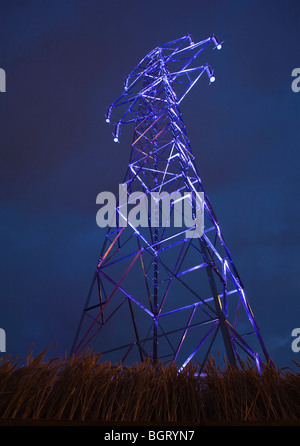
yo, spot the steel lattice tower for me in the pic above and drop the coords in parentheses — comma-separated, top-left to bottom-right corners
(71, 34, 270, 373)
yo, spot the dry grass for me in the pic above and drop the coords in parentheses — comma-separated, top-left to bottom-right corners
(0, 347, 299, 423)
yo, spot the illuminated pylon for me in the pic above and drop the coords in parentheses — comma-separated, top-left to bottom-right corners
(71, 34, 270, 372)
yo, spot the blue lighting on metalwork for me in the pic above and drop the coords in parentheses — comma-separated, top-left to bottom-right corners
(72, 33, 270, 373)
(205, 65, 215, 83)
(212, 35, 223, 50)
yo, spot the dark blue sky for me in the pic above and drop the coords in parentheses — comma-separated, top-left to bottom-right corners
(1, 0, 300, 368)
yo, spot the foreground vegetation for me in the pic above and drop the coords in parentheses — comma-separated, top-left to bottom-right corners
(0, 348, 299, 423)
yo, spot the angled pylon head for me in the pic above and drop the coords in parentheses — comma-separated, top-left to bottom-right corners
(105, 34, 223, 142)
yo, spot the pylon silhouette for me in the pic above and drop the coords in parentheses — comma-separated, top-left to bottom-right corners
(71, 34, 270, 373)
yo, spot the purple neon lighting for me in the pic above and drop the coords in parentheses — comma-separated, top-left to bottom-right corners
(72, 34, 270, 373)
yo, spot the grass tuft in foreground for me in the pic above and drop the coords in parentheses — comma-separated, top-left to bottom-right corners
(0, 348, 299, 423)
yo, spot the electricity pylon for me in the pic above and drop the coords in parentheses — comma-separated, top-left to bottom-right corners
(71, 34, 270, 373)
